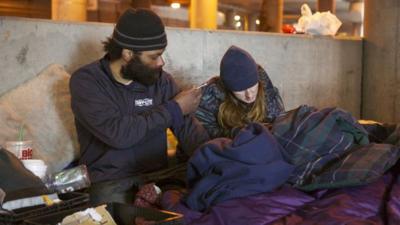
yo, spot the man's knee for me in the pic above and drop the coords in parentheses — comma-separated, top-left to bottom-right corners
(87, 177, 142, 205)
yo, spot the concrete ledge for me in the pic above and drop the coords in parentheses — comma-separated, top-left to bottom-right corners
(0, 17, 362, 116)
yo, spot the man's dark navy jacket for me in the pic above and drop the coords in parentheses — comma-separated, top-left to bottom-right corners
(70, 56, 208, 183)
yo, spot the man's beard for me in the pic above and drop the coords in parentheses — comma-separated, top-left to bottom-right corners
(120, 56, 161, 86)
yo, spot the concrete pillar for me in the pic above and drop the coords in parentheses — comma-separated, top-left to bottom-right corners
(52, 0, 87, 22)
(189, 0, 218, 29)
(363, 0, 400, 122)
(348, 1, 364, 36)
(243, 14, 249, 31)
(317, 0, 336, 13)
(224, 9, 235, 30)
(248, 14, 259, 31)
(259, 0, 283, 32)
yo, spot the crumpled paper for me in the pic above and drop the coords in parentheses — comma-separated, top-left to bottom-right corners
(60, 205, 116, 225)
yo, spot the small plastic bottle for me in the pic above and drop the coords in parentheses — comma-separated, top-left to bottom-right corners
(44, 165, 91, 193)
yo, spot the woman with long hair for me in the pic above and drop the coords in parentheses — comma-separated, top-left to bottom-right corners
(195, 45, 285, 138)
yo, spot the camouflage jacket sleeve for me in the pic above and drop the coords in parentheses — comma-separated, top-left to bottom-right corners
(195, 77, 226, 139)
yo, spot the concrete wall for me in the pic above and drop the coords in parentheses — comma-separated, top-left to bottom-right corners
(363, 0, 400, 123)
(0, 17, 363, 116)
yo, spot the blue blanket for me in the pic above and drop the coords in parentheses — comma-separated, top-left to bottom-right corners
(184, 123, 293, 211)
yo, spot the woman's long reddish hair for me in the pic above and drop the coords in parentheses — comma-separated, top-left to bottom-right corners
(217, 80, 266, 137)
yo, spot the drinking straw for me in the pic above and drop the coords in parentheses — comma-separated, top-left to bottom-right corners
(18, 123, 25, 141)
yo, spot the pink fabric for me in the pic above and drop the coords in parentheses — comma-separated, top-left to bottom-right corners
(134, 183, 160, 208)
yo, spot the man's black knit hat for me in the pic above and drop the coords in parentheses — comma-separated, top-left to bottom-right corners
(112, 8, 167, 51)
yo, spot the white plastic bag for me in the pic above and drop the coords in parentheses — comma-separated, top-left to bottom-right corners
(295, 4, 342, 36)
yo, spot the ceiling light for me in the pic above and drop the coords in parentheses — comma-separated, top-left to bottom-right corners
(234, 15, 241, 21)
(171, 3, 181, 9)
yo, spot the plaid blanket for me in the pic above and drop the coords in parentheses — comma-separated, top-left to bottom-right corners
(272, 105, 400, 190)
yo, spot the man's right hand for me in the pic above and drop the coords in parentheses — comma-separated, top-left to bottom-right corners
(174, 87, 202, 115)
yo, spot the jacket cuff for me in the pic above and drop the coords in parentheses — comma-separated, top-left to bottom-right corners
(165, 100, 184, 128)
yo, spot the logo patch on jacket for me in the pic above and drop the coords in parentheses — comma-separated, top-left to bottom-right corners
(135, 98, 153, 107)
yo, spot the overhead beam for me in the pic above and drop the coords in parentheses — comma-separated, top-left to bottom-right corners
(131, 0, 151, 8)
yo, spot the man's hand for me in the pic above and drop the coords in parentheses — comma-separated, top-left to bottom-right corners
(174, 86, 202, 115)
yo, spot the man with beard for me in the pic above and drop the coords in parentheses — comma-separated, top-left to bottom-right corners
(69, 8, 209, 204)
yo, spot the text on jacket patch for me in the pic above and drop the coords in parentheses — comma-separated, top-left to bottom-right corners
(135, 98, 153, 107)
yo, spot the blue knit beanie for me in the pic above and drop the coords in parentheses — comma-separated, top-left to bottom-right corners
(220, 46, 259, 92)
